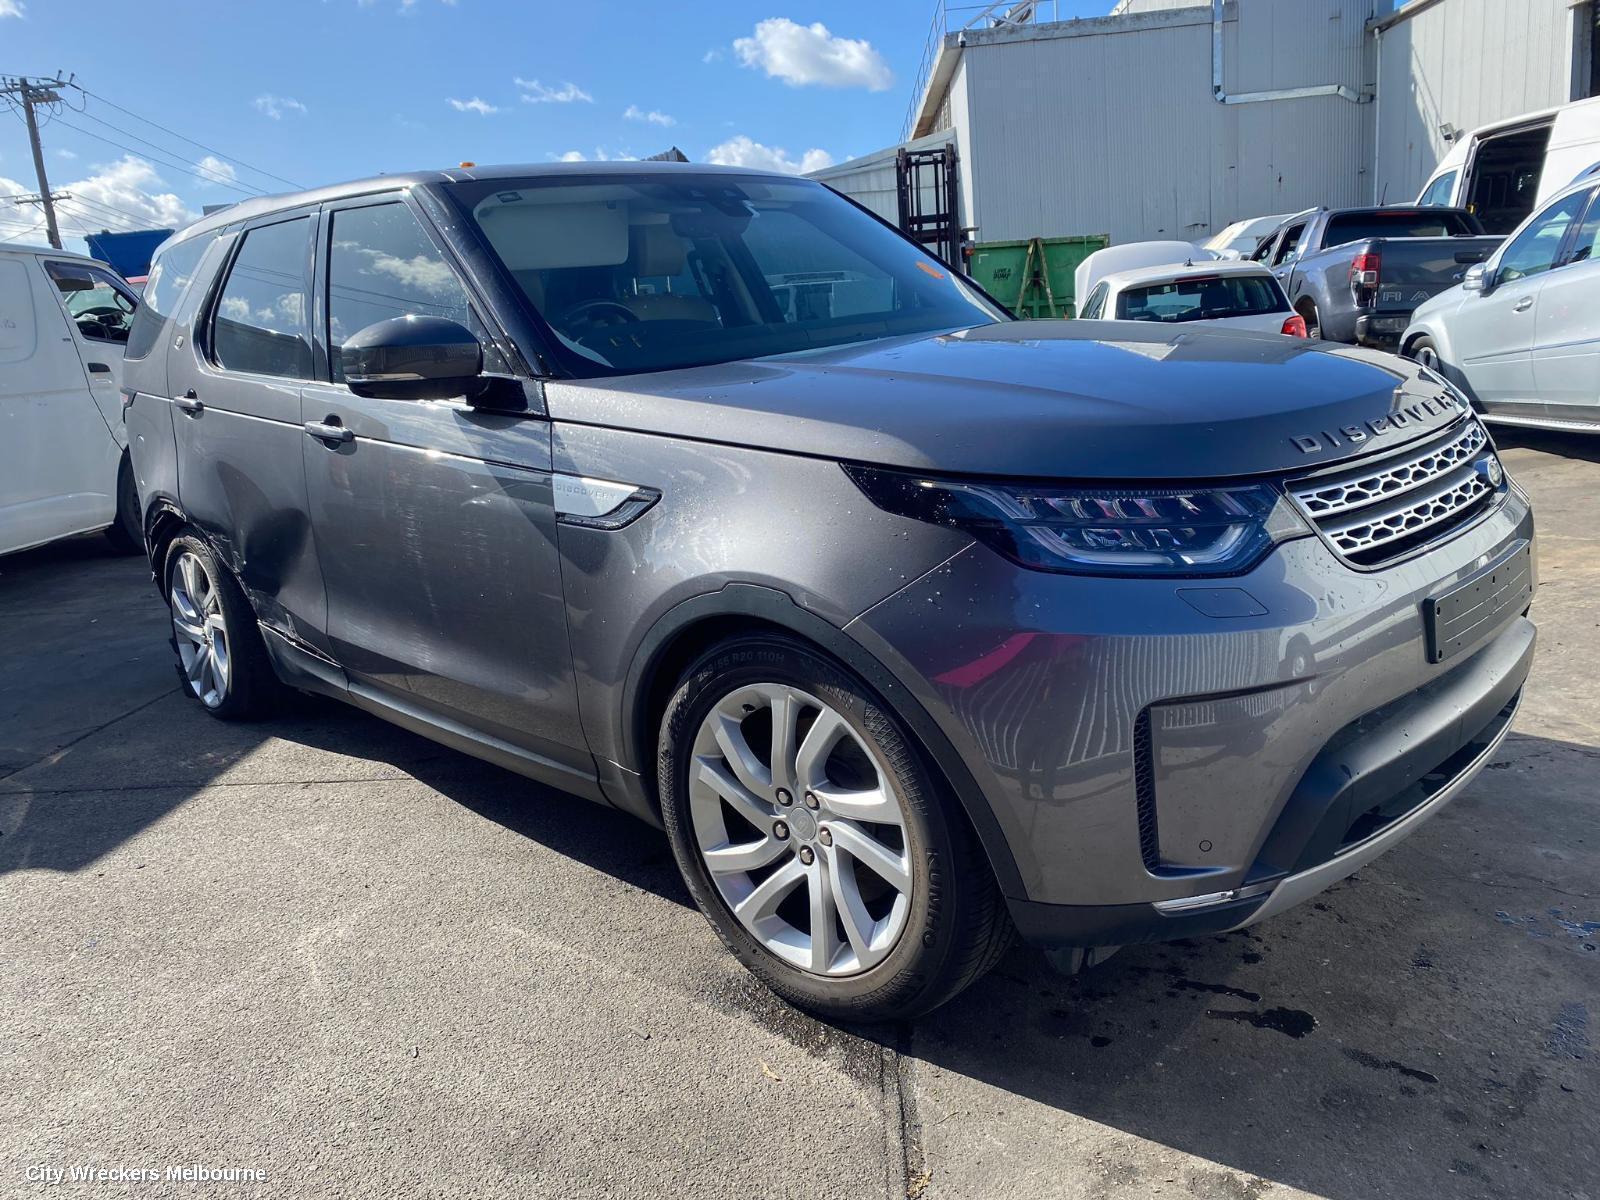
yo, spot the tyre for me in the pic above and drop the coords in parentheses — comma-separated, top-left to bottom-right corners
(1299, 302, 1321, 340)
(1407, 334, 1440, 371)
(658, 633, 1012, 1021)
(163, 534, 282, 719)
(103, 454, 142, 554)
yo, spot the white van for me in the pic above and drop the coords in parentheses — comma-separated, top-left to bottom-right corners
(1415, 96, 1600, 235)
(1, 244, 143, 557)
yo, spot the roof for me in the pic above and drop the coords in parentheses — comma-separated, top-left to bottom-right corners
(1100, 259, 1277, 292)
(175, 159, 790, 243)
(0, 242, 110, 265)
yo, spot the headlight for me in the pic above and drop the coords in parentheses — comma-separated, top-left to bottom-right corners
(845, 465, 1309, 577)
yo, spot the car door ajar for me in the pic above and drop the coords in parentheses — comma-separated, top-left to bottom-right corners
(1529, 187, 1600, 418)
(299, 194, 591, 789)
(1450, 188, 1590, 411)
(166, 211, 334, 659)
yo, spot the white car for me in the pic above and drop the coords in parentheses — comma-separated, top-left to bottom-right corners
(1, 244, 143, 556)
(1076, 259, 1308, 337)
(1402, 176, 1600, 434)
(1197, 214, 1290, 260)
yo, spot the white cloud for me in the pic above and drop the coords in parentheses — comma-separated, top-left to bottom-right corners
(254, 94, 308, 119)
(556, 151, 587, 162)
(705, 135, 834, 176)
(56, 148, 77, 160)
(2, 156, 198, 241)
(732, 18, 892, 91)
(194, 155, 237, 187)
(702, 48, 724, 64)
(624, 105, 676, 128)
(552, 148, 639, 164)
(0, 0, 24, 18)
(447, 97, 499, 115)
(515, 78, 592, 104)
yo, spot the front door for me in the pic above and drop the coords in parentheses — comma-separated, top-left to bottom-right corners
(299, 195, 590, 782)
(42, 258, 140, 435)
(1454, 187, 1589, 411)
(1530, 186, 1600, 418)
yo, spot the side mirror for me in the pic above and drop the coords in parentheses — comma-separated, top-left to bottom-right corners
(342, 315, 485, 401)
(1461, 263, 1490, 294)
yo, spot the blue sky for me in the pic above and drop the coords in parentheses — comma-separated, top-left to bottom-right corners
(1, 0, 1117, 250)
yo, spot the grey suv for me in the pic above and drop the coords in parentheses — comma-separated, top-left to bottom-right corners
(123, 164, 1536, 1020)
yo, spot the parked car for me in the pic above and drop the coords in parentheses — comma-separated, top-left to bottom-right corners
(1076, 260, 1307, 336)
(1197, 214, 1290, 260)
(0, 244, 143, 557)
(124, 164, 1536, 1020)
(1251, 206, 1502, 347)
(1414, 96, 1600, 235)
(1402, 176, 1600, 434)
(1073, 240, 1217, 309)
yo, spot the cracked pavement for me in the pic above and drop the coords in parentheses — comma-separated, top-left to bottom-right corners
(1, 428, 1596, 1199)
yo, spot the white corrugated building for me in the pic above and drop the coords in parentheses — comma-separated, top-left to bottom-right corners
(811, 0, 1599, 248)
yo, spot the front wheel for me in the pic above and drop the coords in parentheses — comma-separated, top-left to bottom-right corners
(658, 633, 1012, 1021)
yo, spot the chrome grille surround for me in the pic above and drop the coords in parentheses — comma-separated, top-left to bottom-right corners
(1288, 418, 1502, 566)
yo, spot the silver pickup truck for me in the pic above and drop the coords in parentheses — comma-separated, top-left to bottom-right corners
(1252, 206, 1503, 347)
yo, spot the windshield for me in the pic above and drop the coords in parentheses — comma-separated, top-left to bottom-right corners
(1323, 209, 1481, 243)
(444, 173, 1004, 377)
(1115, 273, 1288, 322)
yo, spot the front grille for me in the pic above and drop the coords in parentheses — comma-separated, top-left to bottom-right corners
(1288, 419, 1501, 566)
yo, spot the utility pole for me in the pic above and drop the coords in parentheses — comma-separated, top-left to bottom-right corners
(1, 75, 73, 249)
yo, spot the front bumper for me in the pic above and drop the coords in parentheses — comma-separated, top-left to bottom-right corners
(844, 486, 1535, 948)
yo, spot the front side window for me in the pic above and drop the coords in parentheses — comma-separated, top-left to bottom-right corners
(1271, 225, 1306, 266)
(125, 234, 213, 361)
(1496, 190, 1591, 284)
(1417, 171, 1458, 207)
(1115, 274, 1288, 322)
(327, 201, 486, 382)
(44, 261, 138, 344)
(444, 174, 1004, 377)
(211, 217, 312, 379)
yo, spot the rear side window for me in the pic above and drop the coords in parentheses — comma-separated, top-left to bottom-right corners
(1323, 210, 1479, 243)
(212, 218, 312, 379)
(1269, 225, 1306, 266)
(327, 201, 476, 382)
(125, 234, 211, 361)
(1116, 274, 1288, 322)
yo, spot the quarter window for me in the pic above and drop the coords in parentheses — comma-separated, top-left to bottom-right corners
(1496, 190, 1590, 284)
(326, 201, 484, 382)
(212, 218, 313, 379)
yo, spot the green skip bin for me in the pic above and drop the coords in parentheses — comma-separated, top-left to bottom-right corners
(967, 235, 1109, 320)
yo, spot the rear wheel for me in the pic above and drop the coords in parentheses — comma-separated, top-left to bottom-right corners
(658, 633, 1012, 1020)
(103, 454, 142, 554)
(164, 535, 282, 719)
(1298, 301, 1321, 340)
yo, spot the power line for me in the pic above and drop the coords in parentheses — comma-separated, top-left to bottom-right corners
(55, 197, 145, 234)
(59, 190, 170, 230)
(72, 84, 302, 191)
(49, 117, 268, 197)
(71, 108, 269, 194)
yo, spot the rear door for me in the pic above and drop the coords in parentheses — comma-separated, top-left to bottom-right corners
(1451, 187, 1590, 410)
(1530, 186, 1600, 417)
(167, 209, 333, 655)
(299, 192, 590, 782)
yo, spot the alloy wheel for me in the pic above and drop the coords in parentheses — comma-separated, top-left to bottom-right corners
(170, 550, 231, 709)
(688, 683, 913, 977)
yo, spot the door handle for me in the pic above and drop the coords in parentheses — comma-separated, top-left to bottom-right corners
(1513, 296, 1534, 313)
(87, 362, 112, 374)
(304, 420, 354, 445)
(174, 390, 203, 415)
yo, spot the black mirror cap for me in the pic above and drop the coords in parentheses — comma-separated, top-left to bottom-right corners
(343, 315, 485, 401)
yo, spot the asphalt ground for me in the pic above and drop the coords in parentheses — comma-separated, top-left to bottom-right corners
(2, 428, 1595, 1199)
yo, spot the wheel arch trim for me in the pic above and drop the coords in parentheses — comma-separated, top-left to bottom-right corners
(617, 583, 1027, 898)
